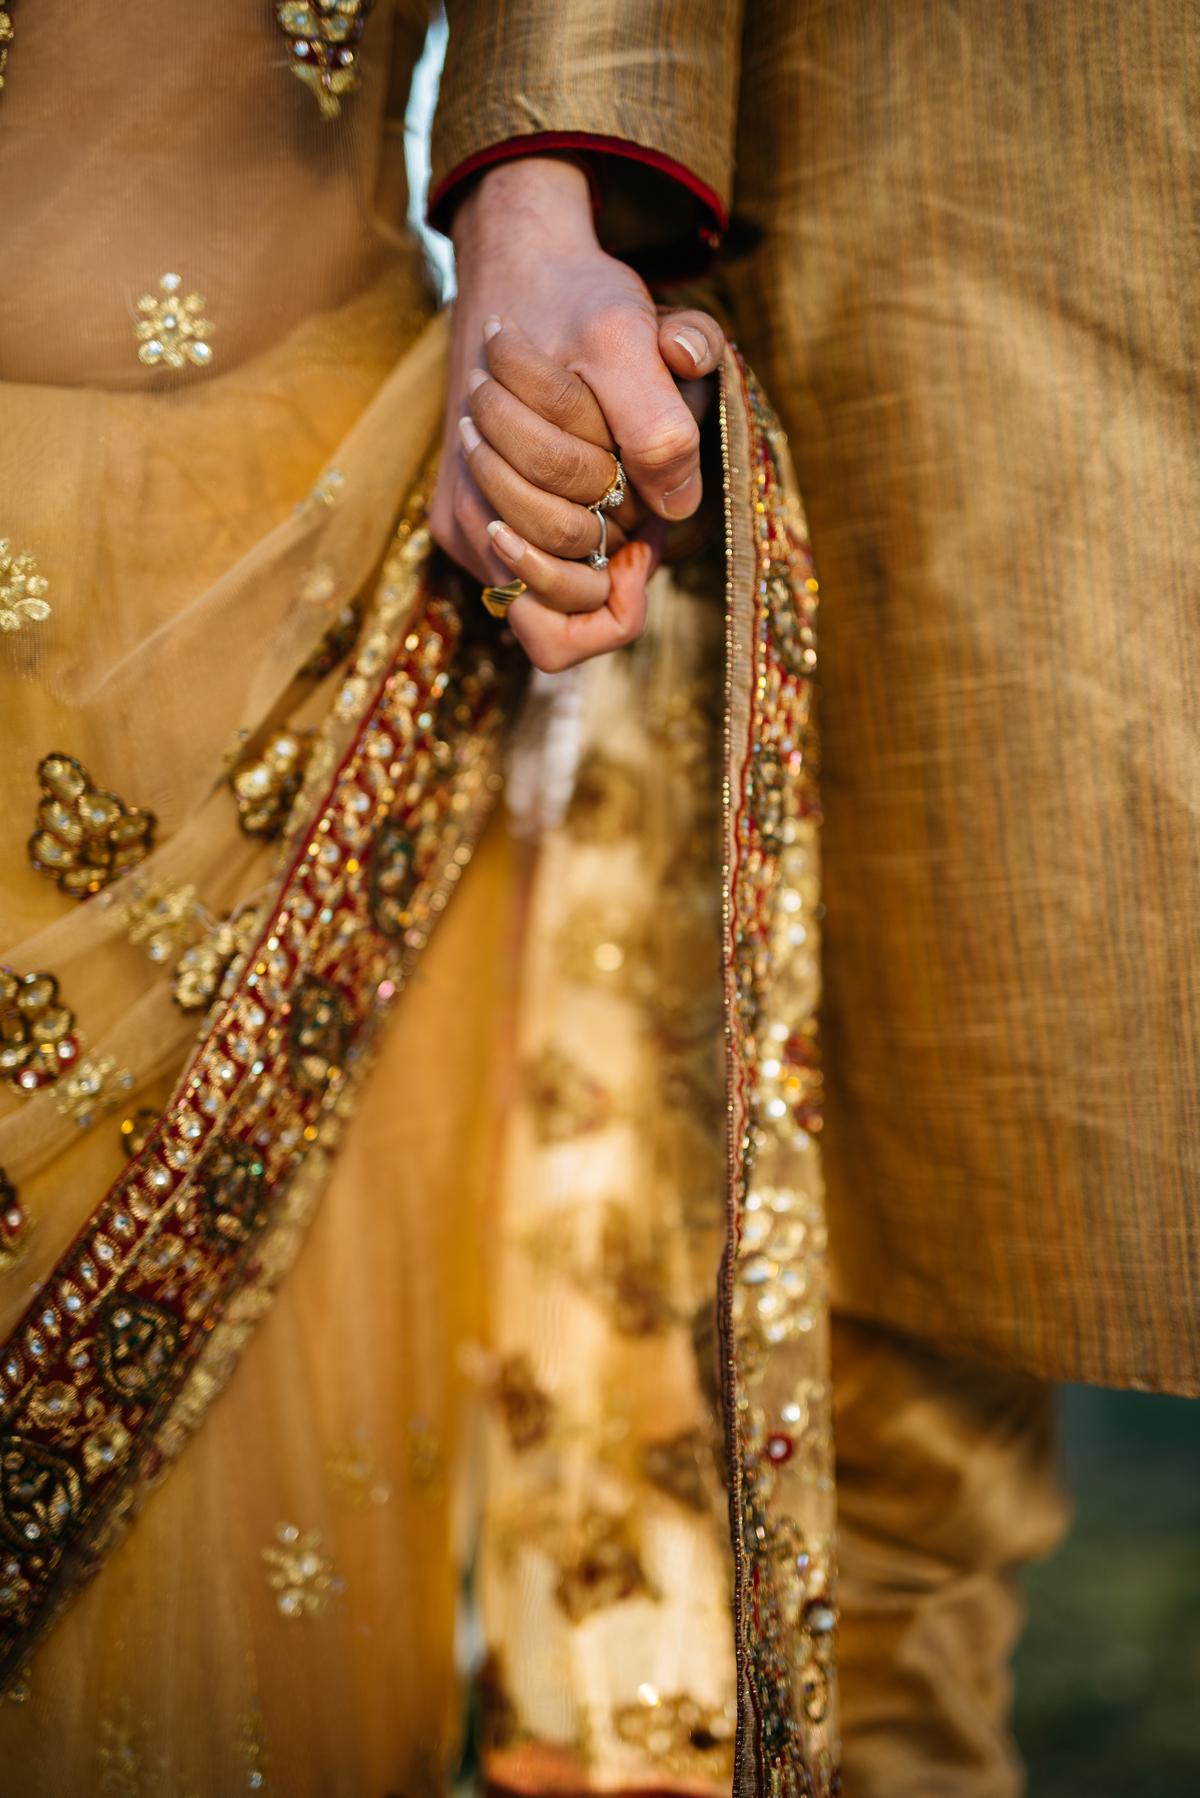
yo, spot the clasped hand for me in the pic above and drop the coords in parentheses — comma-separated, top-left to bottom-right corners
(430, 157, 725, 672)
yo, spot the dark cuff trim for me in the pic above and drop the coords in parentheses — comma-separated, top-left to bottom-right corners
(428, 130, 728, 245)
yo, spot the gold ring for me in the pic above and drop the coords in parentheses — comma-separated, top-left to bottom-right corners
(591, 453, 627, 513)
(480, 579, 527, 619)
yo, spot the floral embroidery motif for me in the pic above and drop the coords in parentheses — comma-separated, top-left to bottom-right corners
(230, 729, 311, 837)
(0, 8, 13, 103)
(490, 1353, 554, 1452)
(553, 1510, 654, 1623)
(124, 881, 202, 966)
(564, 752, 643, 843)
(262, 1524, 342, 1619)
(613, 1689, 736, 1782)
(54, 1053, 135, 1130)
(523, 1048, 613, 1144)
(0, 969, 81, 1093)
(274, 1, 375, 121)
(134, 273, 213, 371)
(0, 1438, 81, 1554)
(28, 753, 156, 898)
(325, 1440, 391, 1509)
(641, 1428, 713, 1512)
(0, 539, 51, 634)
(170, 905, 261, 1014)
(0, 494, 513, 1691)
(80, 1413, 133, 1484)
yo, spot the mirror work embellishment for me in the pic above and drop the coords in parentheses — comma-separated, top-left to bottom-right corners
(28, 754, 157, 899)
(0, 541, 50, 634)
(274, 0, 375, 121)
(134, 274, 214, 372)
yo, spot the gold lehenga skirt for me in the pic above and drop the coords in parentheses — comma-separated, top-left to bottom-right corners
(0, 282, 836, 1796)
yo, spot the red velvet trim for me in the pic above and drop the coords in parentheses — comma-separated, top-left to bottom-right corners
(427, 131, 728, 241)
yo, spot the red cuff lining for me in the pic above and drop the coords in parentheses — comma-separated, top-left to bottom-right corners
(427, 131, 728, 241)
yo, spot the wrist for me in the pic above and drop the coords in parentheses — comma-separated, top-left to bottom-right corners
(452, 156, 598, 263)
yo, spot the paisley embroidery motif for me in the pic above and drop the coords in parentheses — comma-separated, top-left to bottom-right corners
(288, 977, 351, 1093)
(0, 1439, 81, 1555)
(196, 1138, 267, 1251)
(96, 1298, 180, 1405)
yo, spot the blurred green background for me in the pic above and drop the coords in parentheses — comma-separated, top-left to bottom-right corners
(1015, 1386, 1200, 1795)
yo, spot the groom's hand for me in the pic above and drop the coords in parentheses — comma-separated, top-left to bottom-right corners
(431, 156, 718, 589)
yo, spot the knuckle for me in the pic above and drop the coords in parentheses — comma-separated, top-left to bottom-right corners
(531, 434, 579, 490)
(629, 413, 701, 475)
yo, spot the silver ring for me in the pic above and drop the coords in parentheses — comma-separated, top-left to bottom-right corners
(587, 509, 609, 570)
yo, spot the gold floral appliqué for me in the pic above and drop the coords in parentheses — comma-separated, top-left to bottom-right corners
(134, 274, 214, 371)
(0, 541, 50, 634)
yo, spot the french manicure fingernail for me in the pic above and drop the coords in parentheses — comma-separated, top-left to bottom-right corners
(466, 367, 487, 393)
(458, 415, 482, 454)
(672, 328, 706, 367)
(482, 315, 503, 341)
(487, 519, 526, 562)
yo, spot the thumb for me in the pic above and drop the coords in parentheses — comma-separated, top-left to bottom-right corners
(657, 308, 726, 382)
(575, 313, 704, 522)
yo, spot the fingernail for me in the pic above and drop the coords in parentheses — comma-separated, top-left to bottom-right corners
(662, 470, 701, 519)
(466, 367, 487, 393)
(672, 328, 706, 367)
(482, 315, 503, 341)
(487, 519, 526, 562)
(458, 415, 482, 454)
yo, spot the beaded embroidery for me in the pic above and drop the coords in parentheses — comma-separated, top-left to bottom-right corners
(274, 0, 375, 121)
(0, 490, 513, 1691)
(0, 540, 51, 634)
(27, 754, 156, 899)
(134, 273, 214, 372)
(721, 357, 839, 1796)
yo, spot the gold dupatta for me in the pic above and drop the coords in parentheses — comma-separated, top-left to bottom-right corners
(0, 344, 837, 1795)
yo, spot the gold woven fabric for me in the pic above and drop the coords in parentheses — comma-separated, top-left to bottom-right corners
(433, 0, 1200, 1396)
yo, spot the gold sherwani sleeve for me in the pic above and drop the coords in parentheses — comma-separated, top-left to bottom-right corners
(431, 0, 745, 227)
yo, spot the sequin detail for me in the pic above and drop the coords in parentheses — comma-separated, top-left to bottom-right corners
(0, 495, 513, 1691)
(230, 730, 311, 837)
(134, 273, 214, 371)
(274, 0, 375, 121)
(0, 540, 51, 634)
(0, 969, 81, 1094)
(27, 754, 156, 898)
(263, 1524, 341, 1619)
(721, 361, 838, 1794)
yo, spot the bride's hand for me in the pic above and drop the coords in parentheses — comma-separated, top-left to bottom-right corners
(458, 310, 723, 672)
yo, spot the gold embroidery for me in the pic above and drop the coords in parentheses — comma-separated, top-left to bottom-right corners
(262, 1524, 341, 1619)
(28, 754, 156, 898)
(0, 539, 51, 634)
(490, 1352, 555, 1452)
(230, 729, 312, 838)
(0, 1170, 28, 1269)
(614, 1689, 736, 1781)
(54, 1053, 134, 1130)
(119, 1108, 159, 1160)
(523, 1048, 613, 1144)
(134, 273, 213, 371)
(81, 1413, 133, 1483)
(274, 1, 375, 121)
(0, 485, 514, 1692)
(0, 9, 13, 101)
(641, 1428, 713, 1512)
(123, 881, 202, 966)
(553, 1510, 653, 1624)
(0, 968, 81, 1093)
(325, 1441, 391, 1509)
(564, 751, 643, 844)
(170, 905, 261, 1013)
(23, 1384, 80, 1432)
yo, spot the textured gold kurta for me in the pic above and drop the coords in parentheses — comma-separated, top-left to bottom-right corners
(435, 0, 1200, 1396)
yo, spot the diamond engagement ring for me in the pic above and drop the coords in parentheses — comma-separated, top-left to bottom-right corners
(591, 452, 627, 513)
(588, 509, 610, 571)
